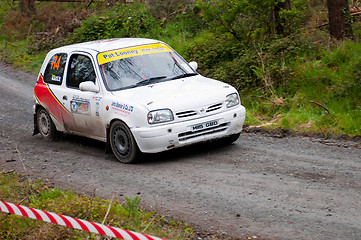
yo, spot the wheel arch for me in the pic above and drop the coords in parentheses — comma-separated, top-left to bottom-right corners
(107, 118, 141, 163)
(34, 104, 65, 135)
(105, 118, 140, 153)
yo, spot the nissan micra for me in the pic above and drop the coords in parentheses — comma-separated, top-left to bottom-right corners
(33, 38, 246, 163)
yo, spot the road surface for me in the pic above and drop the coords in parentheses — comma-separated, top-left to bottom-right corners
(0, 62, 360, 239)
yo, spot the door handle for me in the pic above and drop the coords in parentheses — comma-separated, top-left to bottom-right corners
(63, 95, 67, 100)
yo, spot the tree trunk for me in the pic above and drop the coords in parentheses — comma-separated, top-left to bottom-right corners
(28, 0, 36, 15)
(19, 0, 29, 16)
(19, 0, 36, 16)
(274, 0, 291, 36)
(327, 0, 353, 39)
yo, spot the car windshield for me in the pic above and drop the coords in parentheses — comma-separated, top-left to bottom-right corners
(98, 43, 196, 91)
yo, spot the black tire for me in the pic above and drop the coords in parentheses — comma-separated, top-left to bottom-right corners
(220, 133, 240, 145)
(36, 107, 56, 140)
(110, 121, 139, 163)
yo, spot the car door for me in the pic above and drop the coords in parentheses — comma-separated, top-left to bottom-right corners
(59, 53, 104, 138)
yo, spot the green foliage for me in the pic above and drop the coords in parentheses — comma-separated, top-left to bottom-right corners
(0, 0, 359, 137)
(196, 0, 308, 42)
(71, 2, 156, 42)
(147, 0, 196, 20)
(0, 171, 196, 239)
(184, 32, 318, 95)
(0, 39, 46, 73)
(286, 41, 361, 136)
(0, 2, 11, 40)
(124, 196, 142, 228)
(276, 0, 307, 35)
(151, 4, 204, 55)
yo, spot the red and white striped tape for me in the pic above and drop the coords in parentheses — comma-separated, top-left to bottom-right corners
(0, 201, 166, 240)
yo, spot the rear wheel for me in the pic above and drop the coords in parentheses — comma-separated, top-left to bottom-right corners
(36, 108, 56, 140)
(110, 121, 139, 163)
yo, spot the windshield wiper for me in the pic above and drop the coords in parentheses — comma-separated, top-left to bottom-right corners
(170, 73, 198, 80)
(136, 76, 168, 86)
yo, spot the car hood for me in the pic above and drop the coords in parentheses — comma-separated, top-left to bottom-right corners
(110, 75, 236, 111)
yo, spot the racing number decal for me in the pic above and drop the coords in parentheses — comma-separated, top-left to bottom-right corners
(50, 55, 61, 70)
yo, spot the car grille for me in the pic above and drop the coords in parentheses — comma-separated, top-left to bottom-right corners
(175, 102, 223, 120)
(178, 123, 229, 142)
(176, 110, 197, 118)
(206, 103, 222, 113)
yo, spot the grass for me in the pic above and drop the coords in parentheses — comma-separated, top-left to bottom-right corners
(238, 39, 361, 138)
(1, 40, 47, 73)
(286, 41, 361, 137)
(0, 170, 198, 239)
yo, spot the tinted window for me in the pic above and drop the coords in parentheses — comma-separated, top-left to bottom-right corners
(43, 53, 67, 85)
(67, 54, 96, 89)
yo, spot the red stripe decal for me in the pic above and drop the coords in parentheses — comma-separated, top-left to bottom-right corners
(34, 74, 72, 124)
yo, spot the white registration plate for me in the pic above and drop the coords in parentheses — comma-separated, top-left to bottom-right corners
(192, 120, 219, 132)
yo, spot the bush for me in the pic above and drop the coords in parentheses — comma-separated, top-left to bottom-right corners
(196, 0, 308, 43)
(184, 32, 318, 94)
(71, 2, 156, 42)
(3, 11, 33, 40)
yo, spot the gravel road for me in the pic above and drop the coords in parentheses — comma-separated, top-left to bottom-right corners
(0, 62, 360, 239)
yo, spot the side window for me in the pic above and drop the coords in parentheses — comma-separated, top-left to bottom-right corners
(43, 53, 67, 85)
(67, 54, 96, 89)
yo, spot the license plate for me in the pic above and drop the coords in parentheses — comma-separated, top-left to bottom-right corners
(192, 120, 219, 131)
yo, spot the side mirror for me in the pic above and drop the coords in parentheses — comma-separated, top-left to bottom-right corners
(189, 61, 198, 71)
(79, 81, 99, 93)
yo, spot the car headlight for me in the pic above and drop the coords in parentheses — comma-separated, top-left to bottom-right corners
(148, 109, 174, 124)
(226, 93, 240, 108)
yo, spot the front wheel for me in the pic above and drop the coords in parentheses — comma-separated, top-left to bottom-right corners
(36, 107, 56, 140)
(110, 121, 139, 164)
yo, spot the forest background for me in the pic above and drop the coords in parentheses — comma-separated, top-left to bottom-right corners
(0, 0, 360, 137)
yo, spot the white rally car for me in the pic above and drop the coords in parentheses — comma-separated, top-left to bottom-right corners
(33, 38, 246, 163)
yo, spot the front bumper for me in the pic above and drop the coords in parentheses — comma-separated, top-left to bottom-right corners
(132, 105, 246, 153)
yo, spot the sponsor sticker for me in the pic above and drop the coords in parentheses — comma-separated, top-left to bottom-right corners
(70, 96, 90, 115)
(111, 102, 134, 113)
(51, 75, 62, 82)
(94, 96, 102, 117)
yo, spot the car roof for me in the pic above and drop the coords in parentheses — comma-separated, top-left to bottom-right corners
(54, 38, 162, 53)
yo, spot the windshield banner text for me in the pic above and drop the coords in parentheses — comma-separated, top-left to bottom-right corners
(97, 43, 173, 65)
